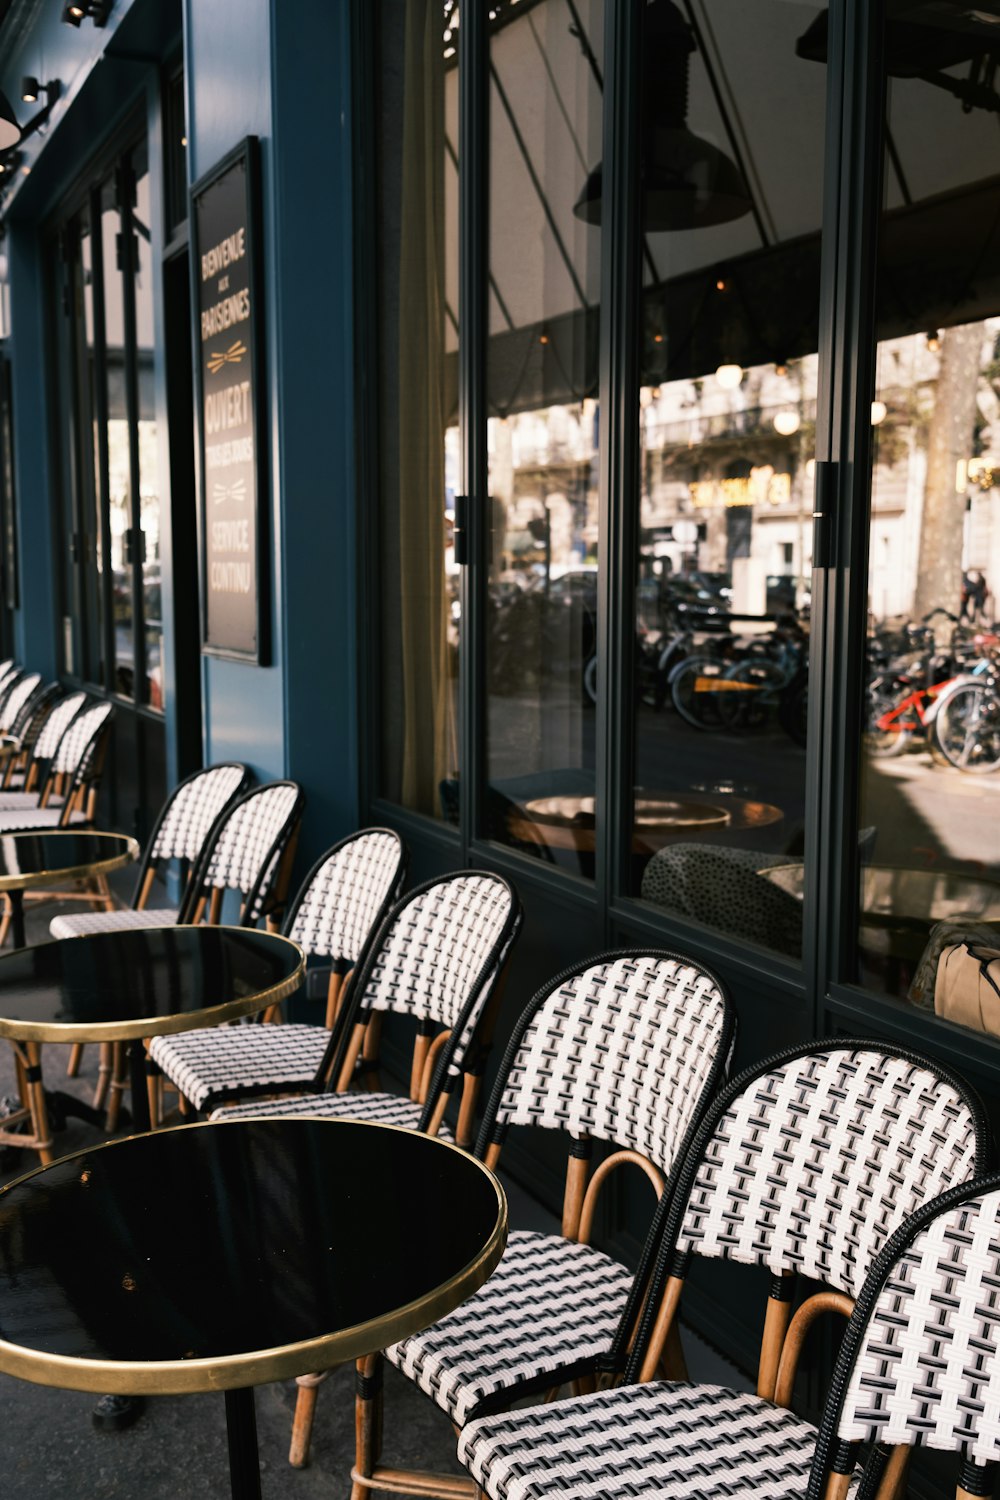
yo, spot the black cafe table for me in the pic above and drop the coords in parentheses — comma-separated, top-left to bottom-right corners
(0, 1118, 507, 1500)
(0, 830, 140, 949)
(0, 925, 304, 1162)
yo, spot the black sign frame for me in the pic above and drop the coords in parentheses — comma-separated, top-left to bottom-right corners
(191, 136, 268, 664)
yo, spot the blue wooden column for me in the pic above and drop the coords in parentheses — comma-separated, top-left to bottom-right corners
(184, 0, 360, 858)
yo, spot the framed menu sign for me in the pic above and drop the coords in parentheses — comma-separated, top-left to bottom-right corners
(191, 137, 267, 662)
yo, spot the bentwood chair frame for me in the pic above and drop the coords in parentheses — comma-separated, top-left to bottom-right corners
(348, 948, 736, 1500)
(806, 1171, 1000, 1500)
(456, 1039, 991, 1500)
(145, 828, 408, 1116)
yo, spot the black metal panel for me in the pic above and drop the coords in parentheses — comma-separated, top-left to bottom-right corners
(459, 0, 490, 858)
(595, 0, 641, 931)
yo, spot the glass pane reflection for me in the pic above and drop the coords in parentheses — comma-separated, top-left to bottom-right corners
(631, 0, 825, 961)
(484, 0, 603, 873)
(858, 4, 1000, 1026)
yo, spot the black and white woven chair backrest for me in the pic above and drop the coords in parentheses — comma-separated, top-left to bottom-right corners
(52, 700, 114, 780)
(478, 951, 734, 1179)
(147, 764, 252, 866)
(808, 1174, 1000, 1500)
(130, 762, 252, 905)
(0, 673, 40, 733)
(34, 692, 88, 765)
(180, 779, 304, 926)
(9, 681, 56, 743)
(666, 1043, 987, 1304)
(284, 828, 407, 966)
(335, 871, 521, 1094)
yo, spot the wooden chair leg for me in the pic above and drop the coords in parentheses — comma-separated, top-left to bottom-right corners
(66, 1043, 84, 1078)
(0, 894, 10, 947)
(24, 1042, 54, 1164)
(289, 1369, 333, 1468)
(105, 1043, 127, 1133)
(93, 1043, 113, 1109)
(350, 1353, 383, 1500)
(147, 1058, 162, 1129)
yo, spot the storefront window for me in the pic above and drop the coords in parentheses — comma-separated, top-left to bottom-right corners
(630, 0, 825, 959)
(132, 149, 162, 709)
(859, 5, 1000, 1017)
(99, 175, 134, 699)
(483, 0, 603, 871)
(377, 0, 459, 818)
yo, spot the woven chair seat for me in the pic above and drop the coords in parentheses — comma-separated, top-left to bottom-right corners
(149, 1023, 333, 1110)
(49, 907, 180, 939)
(209, 1090, 450, 1137)
(0, 807, 87, 832)
(384, 1230, 635, 1426)
(0, 790, 65, 811)
(459, 1382, 861, 1500)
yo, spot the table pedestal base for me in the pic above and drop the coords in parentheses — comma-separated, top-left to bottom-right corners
(226, 1388, 262, 1500)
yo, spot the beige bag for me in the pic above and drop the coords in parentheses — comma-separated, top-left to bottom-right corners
(935, 942, 1000, 1035)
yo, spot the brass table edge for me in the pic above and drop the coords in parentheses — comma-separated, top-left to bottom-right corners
(0, 925, 306, 1042)
(0, 1118, 508, 1395)
(0, 833, 141, 893)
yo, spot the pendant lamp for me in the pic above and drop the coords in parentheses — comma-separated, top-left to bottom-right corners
(573, 0, 751, 231)
(0, 90, 20, 153)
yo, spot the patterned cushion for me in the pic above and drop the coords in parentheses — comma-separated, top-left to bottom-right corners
(675, 1049, 980, 1300)
(385, 1231, 635, 1425)
(0, 791, 67, 812)
(458, 1383, 860, 1500)
(641, 845, 803, 958)
(208, 1091, 447, 1136)
(149, 1023, 333, 1110)
(0, 808, 89, 832)
(50, 907, 179, 939)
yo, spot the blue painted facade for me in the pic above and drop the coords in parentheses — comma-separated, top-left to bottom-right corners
(0, 0, 360, 865)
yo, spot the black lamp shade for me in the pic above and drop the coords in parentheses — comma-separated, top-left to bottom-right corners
(574, 128, 752, 232)
(0, 90, 20, 152)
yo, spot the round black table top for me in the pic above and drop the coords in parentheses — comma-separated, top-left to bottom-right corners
(0, 924, 305, 1043)
(0, 831, 140, 893)
(0, 1119, 507, 1394)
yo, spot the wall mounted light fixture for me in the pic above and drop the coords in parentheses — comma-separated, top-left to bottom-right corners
(62, 0, 112, 27)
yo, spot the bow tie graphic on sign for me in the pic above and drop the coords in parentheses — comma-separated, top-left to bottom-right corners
(207, 340, 248, 375)
(212, 479, 248, 506)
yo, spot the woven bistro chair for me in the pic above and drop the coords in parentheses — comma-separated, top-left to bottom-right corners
(0, 688, 86, 801)
(802, 1172, 1000, 1500)
(0, 700, 114, 836)
(145, 828, 407, 1115)
(3, 679, 59, 758)
(336, 949, 736, 1499)
(0, 672, 40, 735)
(208, 870, 524, 1467)
(456, 1040, 991, 1500)
(53, 778, 303, 1128)
(0, 701, 115, 945)
(49, 761, 253, 941)
(49, 761, 252, 1098)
